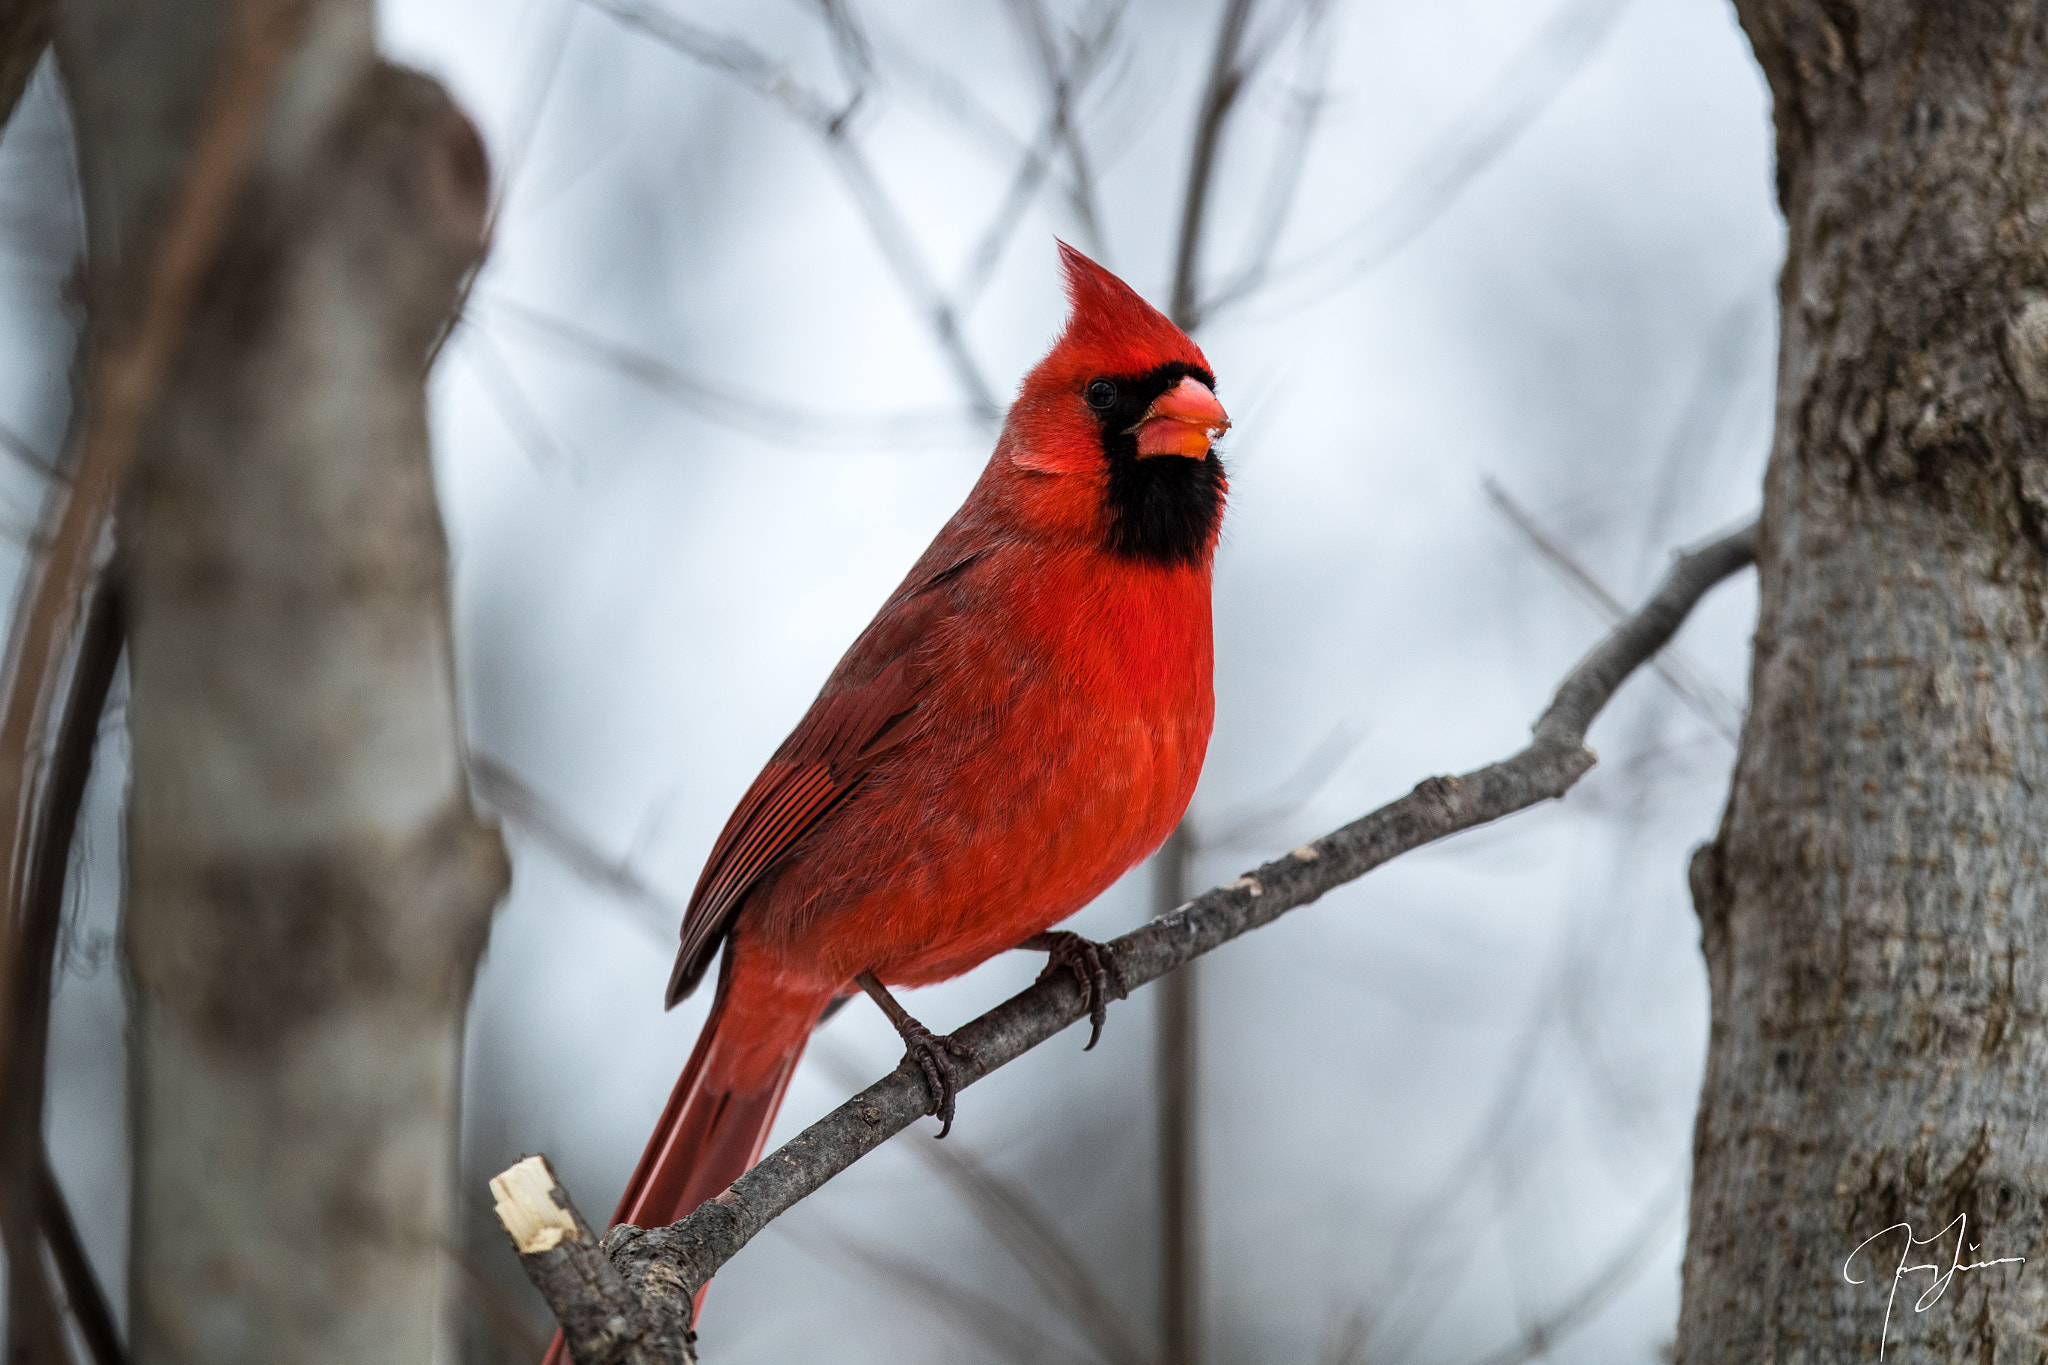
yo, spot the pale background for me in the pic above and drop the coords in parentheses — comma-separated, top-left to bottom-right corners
(0, 0, 1779, 1359)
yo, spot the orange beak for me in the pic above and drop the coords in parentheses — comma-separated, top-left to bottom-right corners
(1133, 376, 1230, 459)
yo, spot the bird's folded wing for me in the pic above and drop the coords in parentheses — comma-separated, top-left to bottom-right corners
(664, 549, 978, 1006)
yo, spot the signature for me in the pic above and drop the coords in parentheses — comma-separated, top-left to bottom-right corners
(1844, 1214, 2026, 1357)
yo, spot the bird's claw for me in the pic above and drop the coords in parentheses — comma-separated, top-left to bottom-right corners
(897, 1019, 978, 1139)
(1031, 930, 1129, 1051)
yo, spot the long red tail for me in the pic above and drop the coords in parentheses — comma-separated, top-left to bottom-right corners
(539, 964, 811, 1364)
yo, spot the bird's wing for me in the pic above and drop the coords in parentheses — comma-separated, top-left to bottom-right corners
(664, 547, 982, 1006)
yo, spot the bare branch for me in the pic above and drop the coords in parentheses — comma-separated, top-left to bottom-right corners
(1170, 0, 1257, 329)
(0, 418, 59, 483)
(955, 1, 1124, 312)
(892, 1121, 1147, 1365)
(1201, 0, 1630, 319)
(581, 0, 847, 131)
(500, 520, 1758, 1343)
(480, 761, 1145, 1365)
(477, 295, 982, 449)
(1449, 1173, 1684, 1365)
(1002, 0, 1113, 253)
(583, 0, 1003, 417)
(463, 324, 580, 473)
(1204, 1, 1331, 316)
(426, 0, 582, 372)
(793, 1227, 1105, 1365)
(468, 751, 678, 943)
(816, 1043, 1150, 1365)
(37, 1148, 127, 1365)
(492, 1156, 695, 1365)
(1483, 478, 1744, 742)
(1194, 718, 1363, 850)
(5, 581, 126, 1365)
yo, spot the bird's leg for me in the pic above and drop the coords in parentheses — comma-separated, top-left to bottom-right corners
(855, 971, 978, 1139)
(1019, 931, 1129, 1052)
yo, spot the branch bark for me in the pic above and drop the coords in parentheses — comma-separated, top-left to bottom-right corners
(1678, 4, 2048, 1358)
(500, 519, 1758, 1354)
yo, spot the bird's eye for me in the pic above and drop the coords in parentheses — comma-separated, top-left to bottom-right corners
(1085, 379, 1117, 410)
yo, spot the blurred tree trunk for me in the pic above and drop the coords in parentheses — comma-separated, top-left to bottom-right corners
(0, 0, 50, 130)
(53, 2, 507, 1361)
(1680, 3, 2048, 1357)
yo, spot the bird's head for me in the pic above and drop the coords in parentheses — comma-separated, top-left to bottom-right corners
(1000, 242, 1229, 568)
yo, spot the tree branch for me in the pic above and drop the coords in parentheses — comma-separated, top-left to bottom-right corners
(493, 1156, 695, 1365)
(1170, 0, 1256, 329)
(1200, 0, 1630, 320)
(1482, 477, 1745, 742)
(583, 0, 1003, 418)
(497, 519, 1758, 1350)
(476, 295, 982, 449)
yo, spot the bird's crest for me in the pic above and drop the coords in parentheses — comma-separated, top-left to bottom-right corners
(1049, 241, 1210, 380)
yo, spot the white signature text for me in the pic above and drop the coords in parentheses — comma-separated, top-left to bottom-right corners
(1844, 1214, 2025, 1358)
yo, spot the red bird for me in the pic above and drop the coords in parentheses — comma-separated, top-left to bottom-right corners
(554, 244, 1227, 1353)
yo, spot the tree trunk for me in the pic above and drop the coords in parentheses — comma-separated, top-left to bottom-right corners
(53, 2, 507, 1360)
(1680, 4, 2048, 1358)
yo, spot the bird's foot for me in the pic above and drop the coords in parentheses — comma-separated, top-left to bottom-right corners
(896, 1015, 978, 1139)
(1021, 930, 1129, 1051)
(856, 971, 979, 1138)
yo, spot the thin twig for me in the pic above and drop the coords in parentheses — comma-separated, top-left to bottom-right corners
(811, 1041, 1147, 1365)
(1448, 1171, 1684, 1365)
(467, 751, 678, 943)
(1482, 478, 1744, 742)
(463, 325, 579, 473)
(1201, 0, 1631, 320)
(0, 420, 59, 483)
(792, 1227, 1104, 1365)
(1003, 0, 1111, 254)
(39, 1151, 126, 1365)
(954, 1, 1124, 312)
(1203, 2, 1331, 317)
(500, 520, 1758, 1341)
(477, 295, 982, 449)
(1170, 0, 1257, 329)
(582, 0, 1003, 417)
(0, 0, 306, 1024)
(1195, 719, 1363, 850)
(425, 0, 581, 372)
(7, 582, 126, 1365)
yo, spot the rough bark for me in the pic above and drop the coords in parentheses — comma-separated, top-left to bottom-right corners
(53, 1, 507, 1360)
(1678, 4, 2048, 1359)
(492, 1157, 697, 1365)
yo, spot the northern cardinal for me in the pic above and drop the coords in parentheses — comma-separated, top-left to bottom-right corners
(547, 244, 1227, 1356)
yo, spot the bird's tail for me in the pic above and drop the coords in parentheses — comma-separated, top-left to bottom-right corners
(539, 958, 815, 1365)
